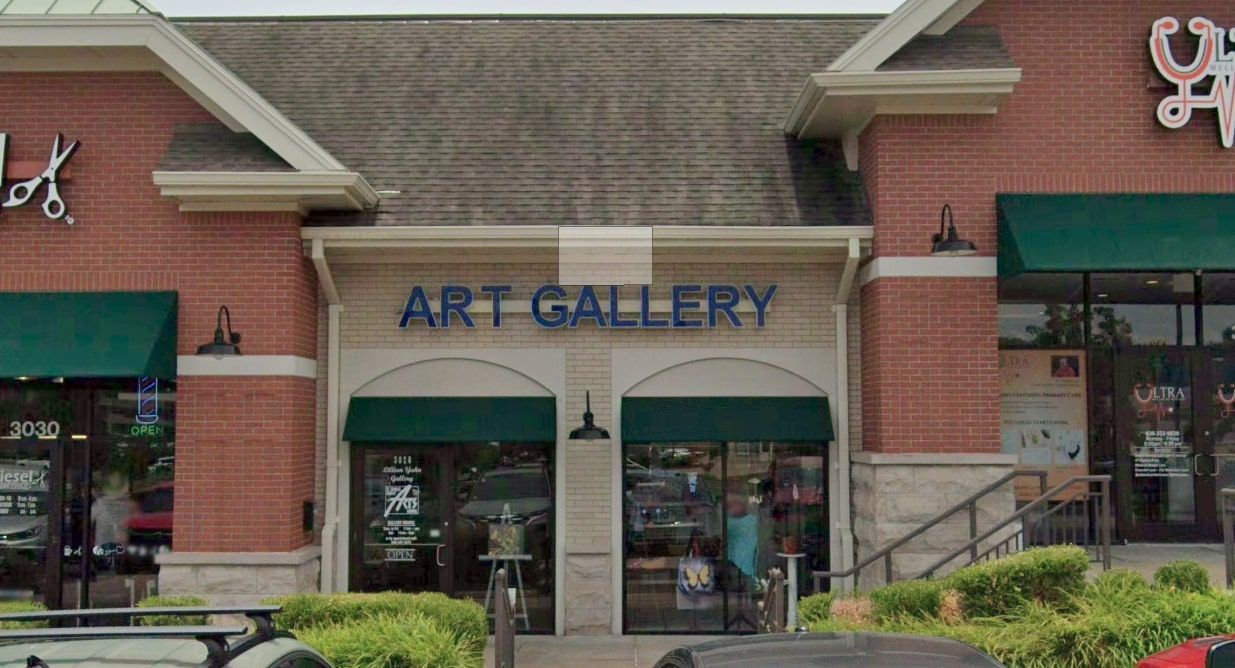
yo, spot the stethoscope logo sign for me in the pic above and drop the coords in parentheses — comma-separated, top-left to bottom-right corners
(1150, 17, 1235, 148)
(0, 133, 82, 225)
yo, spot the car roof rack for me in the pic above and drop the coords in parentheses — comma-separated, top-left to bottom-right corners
(0, 606, 283, 667)
(0, 606, 279, 637)
(0, 626, 249, 667)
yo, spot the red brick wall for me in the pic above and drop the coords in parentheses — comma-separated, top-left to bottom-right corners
(859, 0, 1235, 453)
(0, 72, 318, 550)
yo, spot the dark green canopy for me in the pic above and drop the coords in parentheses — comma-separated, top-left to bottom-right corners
(0, 292, 177, 378)
(998, 194, 1235, 278)
(343, 397, 555, 443)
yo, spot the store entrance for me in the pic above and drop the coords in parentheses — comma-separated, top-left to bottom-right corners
(349, 442, 556, 633)
(1114, 348, 1235, 541)
(0, 439, 65, 608)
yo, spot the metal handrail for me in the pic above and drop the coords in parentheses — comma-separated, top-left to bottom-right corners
(812, 469, 1048, 590)
(1221, 488, 1235, 588)
(917, 475, 1112, 579)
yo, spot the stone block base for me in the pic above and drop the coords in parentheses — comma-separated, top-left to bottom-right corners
(156, 546, 321, 605)
(564, 552, 612, 635)
(851, 453, 1019, 588)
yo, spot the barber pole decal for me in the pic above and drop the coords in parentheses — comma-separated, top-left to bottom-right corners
(1150, 17, 1235, 148)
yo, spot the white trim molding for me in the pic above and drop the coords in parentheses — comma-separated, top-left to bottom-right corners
(786, 68, 1022, 140)
(177, 355, 318, 379)
(0, 15, 343, 172)
(859, 256, 997, 285)
(852, 452, 1018, 466)
(153, 171, 379, 213)
(829, 0, 987, 72)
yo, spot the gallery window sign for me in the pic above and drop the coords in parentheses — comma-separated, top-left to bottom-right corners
(1150, 17, 1235, 148)
(0, 133, 82, 223)
(398, 284, 778, 330)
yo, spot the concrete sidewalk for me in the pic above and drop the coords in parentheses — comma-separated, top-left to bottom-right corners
(484, 635, 718, 668)
(1101, 543, 1227, 585)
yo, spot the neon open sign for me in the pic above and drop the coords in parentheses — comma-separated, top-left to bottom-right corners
(0, 133, 81, 223)
(1150, 17, 1235, 148)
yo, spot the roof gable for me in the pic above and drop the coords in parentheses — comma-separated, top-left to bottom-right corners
(0, 0, 153, 15)
(828, 0, 987, 71)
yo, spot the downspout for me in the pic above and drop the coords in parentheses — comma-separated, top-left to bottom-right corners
(310, 239, 343, 592)
(832, 237, 861, 593)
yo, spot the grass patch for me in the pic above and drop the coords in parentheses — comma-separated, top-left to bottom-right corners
(136, 595, 208, 626)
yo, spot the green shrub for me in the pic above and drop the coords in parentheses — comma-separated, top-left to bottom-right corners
(1154, 560, 1211, 594)
(265, 592, 486, 654)
(869, 579, 944, 620)
(296, 612, 480, 668)
(942, 546, 1089, 618)
(1091, 568, 1150, 594)
(136, 595, 209, 626)
(0, 600, 47, 629)
(798, 592, 833, 626)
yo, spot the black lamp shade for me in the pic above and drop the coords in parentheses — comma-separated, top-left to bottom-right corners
(197, 305, 242, 357)
(931, 204, 978, 257)
(569, 391, 610, 441)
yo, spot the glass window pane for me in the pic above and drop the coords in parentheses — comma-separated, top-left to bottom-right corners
(1090, 273, 1196, 346)
(452, 443, 554, 634)
(1203, 273, 1235, 345)
(998, 273, 1084, 347)
(624, 443, 723, 633)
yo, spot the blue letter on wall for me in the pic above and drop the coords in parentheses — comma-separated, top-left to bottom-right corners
(569, 286, 608, 328)
(440, 285, 476, 328)
(707, 285, 743, 328)
(480, 285, 513, 328)
(399, 286, 437, 328)
(532, 285, 569, 329)
(743, 284, 778, 328)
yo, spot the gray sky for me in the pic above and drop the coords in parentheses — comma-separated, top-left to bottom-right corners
(156, 0, 901, 17)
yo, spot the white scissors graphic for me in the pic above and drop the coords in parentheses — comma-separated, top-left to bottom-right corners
(3, 133, 81, 221)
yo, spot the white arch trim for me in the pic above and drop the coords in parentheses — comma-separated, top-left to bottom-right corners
(623, 357, 827, 398)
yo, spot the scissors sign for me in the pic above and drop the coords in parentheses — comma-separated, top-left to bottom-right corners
(0, 133, 82, 223)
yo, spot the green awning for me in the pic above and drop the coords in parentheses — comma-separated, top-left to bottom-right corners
(622, 397, 833, 444)
(998, 194, 1235, 278)
(343, 397, 555, 443)
(0, 291, 177, 378)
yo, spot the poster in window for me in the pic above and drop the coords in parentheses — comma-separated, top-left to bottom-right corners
(1000, 350, 1089, 499)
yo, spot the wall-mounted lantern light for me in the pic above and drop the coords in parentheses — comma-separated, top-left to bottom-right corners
(197, 305, 242, 358)
(569, 391, 610, 441)
(931, 204, 977, 257)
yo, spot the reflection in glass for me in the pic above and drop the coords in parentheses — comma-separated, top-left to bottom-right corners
(0, 443, 51, 604)
(452, 443, 554, 634)
(1204, 274, 1235, 346)
(623, 442, 827, 633)
(1090, 273, 1196, 347)
(998, 273, 1084, 347)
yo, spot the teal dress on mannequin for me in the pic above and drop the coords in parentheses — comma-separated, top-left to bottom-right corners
(726, 512, 759, 579)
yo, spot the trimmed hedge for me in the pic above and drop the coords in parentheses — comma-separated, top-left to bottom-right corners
(264, 592, 487, 656)
(296, 612, 479, 668)
(136, 595, 208, 626)
(869, 579, 944, 620)
(798, 591, 833, 626)
(1154, 561, 1211, 594)
(942, 546, 1089, 618)
(0, 600, 46, 630)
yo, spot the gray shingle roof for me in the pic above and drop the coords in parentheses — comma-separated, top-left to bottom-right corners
(878, 25, 1015, 72)
(159, 123, 292, 172)
(175, 18, 878, 227)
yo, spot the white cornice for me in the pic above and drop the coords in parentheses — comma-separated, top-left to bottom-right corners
(302, 225, 874, 250)
(153, 170, 380, 213)
(0, 15, 345, 173)
(859, 256, 997, 285)
(177, 355, 317, 379)
(785, 68, 1021, 142)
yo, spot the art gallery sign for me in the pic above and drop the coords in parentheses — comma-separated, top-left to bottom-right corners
(0, 133, 81, 223)
(1150, 16, 1235, 148)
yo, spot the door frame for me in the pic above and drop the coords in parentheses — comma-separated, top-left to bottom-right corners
(1113, 347, 1219, 541)
(0, 438, 66, 610)
(348, 443, 454, 596)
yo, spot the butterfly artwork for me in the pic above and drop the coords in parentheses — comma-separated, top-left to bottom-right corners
(678, 557, 716, 594)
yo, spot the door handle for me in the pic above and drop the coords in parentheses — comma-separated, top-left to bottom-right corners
(435, 544, 446, 567)
(1195, 453, 1218, 477)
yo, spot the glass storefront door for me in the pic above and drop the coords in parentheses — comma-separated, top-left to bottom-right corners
(350, 442, 556, 633)
(0, 439, 64, 608)
(351, 446, 453, 594)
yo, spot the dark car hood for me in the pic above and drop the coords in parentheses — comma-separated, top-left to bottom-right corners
(679, 632, 1002, 668)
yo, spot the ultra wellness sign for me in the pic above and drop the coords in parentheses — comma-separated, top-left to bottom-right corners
(399, 284, 778, 329)
(1151, 16, 1235, 148)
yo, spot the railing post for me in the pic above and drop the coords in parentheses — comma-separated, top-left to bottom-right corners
(494, 568, 515, 668)
(968, 501, 979, 562)
(1100, 479, 1112, 572)
(759, 568, 785, 633)
(1224, 490, 1234, 589)
(884, 553, 893, 585)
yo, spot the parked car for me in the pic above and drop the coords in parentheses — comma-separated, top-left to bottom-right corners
(0, 605, 331, 668)
(653, 632, 1005, 668)
(1139, 635, 1235, 667)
